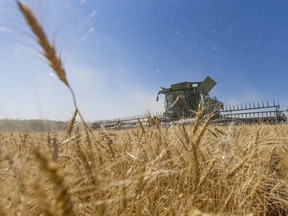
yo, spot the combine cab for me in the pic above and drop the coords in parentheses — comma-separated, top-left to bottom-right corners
(156, 76, 223, 119)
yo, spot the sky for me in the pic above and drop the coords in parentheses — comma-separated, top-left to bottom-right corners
(0, 0, 288, 121)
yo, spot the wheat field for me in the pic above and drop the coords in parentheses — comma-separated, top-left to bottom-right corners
(1, 122, 288, 215)
(5, 2, 288, 215)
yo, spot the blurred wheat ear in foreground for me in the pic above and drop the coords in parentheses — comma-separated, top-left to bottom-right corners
(17, 1, 91, 132)
(17, 1, 70, 88)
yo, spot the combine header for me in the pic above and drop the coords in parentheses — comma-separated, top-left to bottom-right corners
(91, 76, 287, 130)
(219, 100, 286, 123)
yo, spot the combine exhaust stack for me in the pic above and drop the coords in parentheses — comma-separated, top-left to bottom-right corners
(92, 76, 287, 130)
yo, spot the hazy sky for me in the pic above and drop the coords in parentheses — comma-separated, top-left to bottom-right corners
(0, 0, 288, 121)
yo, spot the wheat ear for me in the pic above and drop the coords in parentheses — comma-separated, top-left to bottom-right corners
(17, 1, 69, 88)
(66, 108, 78, 137)
(17, 1, 91, 135)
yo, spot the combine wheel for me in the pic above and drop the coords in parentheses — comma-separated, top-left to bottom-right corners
(116, 121, 124, 129)
(276, 111, 287, 122)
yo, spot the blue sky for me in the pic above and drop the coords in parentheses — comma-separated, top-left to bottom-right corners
(0, 0, 288, 121)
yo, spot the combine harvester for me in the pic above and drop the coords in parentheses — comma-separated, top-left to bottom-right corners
(91, 76, 287, 130)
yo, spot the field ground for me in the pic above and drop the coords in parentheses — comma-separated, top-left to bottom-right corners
(1, 122, 288, 215)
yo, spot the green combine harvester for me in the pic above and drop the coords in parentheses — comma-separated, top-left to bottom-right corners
(156, 76, 223, 119)
(92, 76, 286, 130)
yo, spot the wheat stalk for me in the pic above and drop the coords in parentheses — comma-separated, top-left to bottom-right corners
(137, 118, 146, 134)
(34, 150, 74, 216)
(0, 202, 7, 216)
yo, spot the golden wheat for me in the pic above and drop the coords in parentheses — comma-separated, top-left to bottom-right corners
(34, 149, 74, 216)
(1, 123, 288, 214)
(10, 1, 288, 215)
(66, 108, 78, 138)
